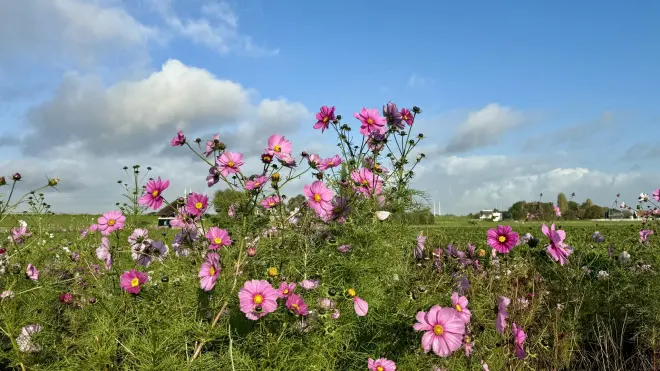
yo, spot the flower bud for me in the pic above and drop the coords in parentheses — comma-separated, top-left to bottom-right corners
(0, 176, 5, 186)
(48, 178, 60, 187)
(271, 173, 280, 182)
(12, 173, 21, 181)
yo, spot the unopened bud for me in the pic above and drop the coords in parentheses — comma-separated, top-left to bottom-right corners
(48, 178, 60, 187)
(0, 176, 5, 186)
(12, 173, 21, 181)
(271, 173, 280, 182)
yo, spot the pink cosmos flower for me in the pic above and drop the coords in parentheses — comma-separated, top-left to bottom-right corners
(401, 108, 414, 126)
(354, 107, 387, 136)
(228, 204, 236, 217)
(653, 188, 660, 202)
(303, 181, 334, 218)
(97, 211, 126, 236)
(170, 131, 185, 146)
(554, 205, 561, 217)
(512, 323, 527, 359)
(451, 292, 472, 324)
(413, 305, 466, 357)
(266, 134, 293, 159)
(238, 279, 278, 320)
(314, 105, 335, 133)
(351, 168, 383, 197)
(347, 288, 369, 316)
(245, 175, 268, 191)
(207, 165, 220, 187)
(277, 282, 296, 299)
(487, 225, 519, 254)
(96, 237, 113, 271)
(128, 228, 150, 249)
(10, 225, 31, 244)
(206, 227, 232, 249)
(26, 264, 38, 281)
(139, 177, 169, 210)
(495, 296, 511, 334)
(464, 335, 473, 357)
(318, 155, 343, 171)
(640, 229, 654, 243)
(368, 357, 397, 371)
(285, 294, 309, 316)
(216, 152, 244, 177)
(198, 252, 221, 291)
(542, 223, 573, 265)
(204, 134, 220, 157)
(414, 233, 426, 260)
(308, 154, 323, 169)
(260, 195, 281, 209)
(120, 269, 148, 295)
(299, 279, 319, 290)
(186, 192, 208, 217)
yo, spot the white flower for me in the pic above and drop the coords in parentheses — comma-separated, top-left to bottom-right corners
(16, 324, 41, 353)
(620, 202, 626, 208)
(639, 193, 649, 202)
(597, 270, 609, 280)
(18, 220, 27, 228)
(49, 233, 54, 239)
(620, 251, 631, 264)
(375, 211, 390, 220)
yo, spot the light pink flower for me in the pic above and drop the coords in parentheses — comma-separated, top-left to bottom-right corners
(277, 282, 296, 298)
(170, 131, 186, 146)
(198, 252, 221, 291)
(299, 279, 319, 290)
(354, 107, 387, 136)
(186, 192, 209, 217)
(350, 168, 383, 197)
(512, 323, 527, 359)
(308, 154, 323, 169)
(318, 155, 342, 171)
(96, 237, 113, 271)
(206, 227, 232, 249)
(542, 223, 572, 265)
(451, 292, 472, 324)
(266, 134, 293, 159)
(368, 357, 396, 371)
(353, 296, 369, 316)
(139, 177, 169, 210)
(120, 269, 148, 294)
(464, 335, 473, 357)
(640, 229, 654, 243)
(204, 134, 220, 157)
(413, 305, 466, 357)
(238, 279, 278, 320)
(653, 188, 660, 202)
(10, 225, 31, 244)
(97, 210, 126, 236)
(26, 263, 39, 281)
(216, 152, 244, 177)
(245, 175, 268, 191)
(496, 296, 511, 334)
(260, 195, 281, 209)
(303, 181, 334, 218)
(285, 294, 309, 316)
(314, 106, 335, 133)
(554, 204, 561, 217)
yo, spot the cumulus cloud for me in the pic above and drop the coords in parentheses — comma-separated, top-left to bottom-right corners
(442, 104, 527, 153)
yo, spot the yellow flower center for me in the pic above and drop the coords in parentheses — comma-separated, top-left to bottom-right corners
(195, 202, 203, 209)
(273, 145, 281, 152)
(151, 190, 159, 197)
(347, 288, 356, 297)
(269, 201, 275, 206)
(403, 114, 408, 120)
(478, 249, 486, 257)
(433, 324, 444, 336)
(367, 118, 374, 125)
(377, 367, 384, 371)
(253, 294, 263, 304)
(313, 194, 321, 202)
(328, 161, 334, 166)
(209, 267, 215, 276)
(283, 289, 289, 294)
(228, 161, 235, 167)
(498, 235, 506, 243)
(108, 219, 116, 226)
(322, 117, 329, 123)
(213, 237, 222, 245)
(291, 303, 299, 311)
(130, 277, 139, 287)
(254, 182, 261, 187)
(361, 180, 369, 186)
(455, 304, 462, 312)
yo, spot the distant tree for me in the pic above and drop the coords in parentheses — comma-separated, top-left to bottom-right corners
(583, 198, 594, 208)
(287, 194, 307, 211)
(508, 201, 527, 220)
(568, 201, 579, 211)
(212, 189, 248, 214)
(583, 205, 605, 219)
(557, 193, 568, 213)
(502, 211, 511, 220)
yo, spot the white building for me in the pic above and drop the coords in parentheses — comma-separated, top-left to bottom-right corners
(479, 209, 502, 222)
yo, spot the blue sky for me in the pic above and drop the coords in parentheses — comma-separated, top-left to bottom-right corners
(0, 0, 659, 214)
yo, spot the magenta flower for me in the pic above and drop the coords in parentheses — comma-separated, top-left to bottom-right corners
(120, 269, 148, 294)
(277, 282, 296, 299)
(496, 296, 511, 334)
(554, 205, 561, 217)
(451, 292, 472, 324)
(368, 357, 397, 371)
(351, 168, 383, 197)
(266, 134, 293, 159)
(245, 175, 268, 191)
(640, 229, 654, 243)
(26, 264, 38, 281)
(383, 101, 404, 129)
(205, 227, 231, 249)
(512, 323, 527, 359)
(487, 225, 519, 254)
(198, 252, 221, 291)
(170, 130, 186, 146)
(314, 105, 335, 133)
(96, 237, 113, 271)
(401, 107, 414, 126)
(204, 134, 220, 157)
(216, 152, 244, 177)
(139, 177, 169, 210)
(318, 155, 343, 171)
(354, 107, 387, 136)
(413, 305, 466, 357)
(542, 224, 572, 265)
(285, 294, 309, 316)
(653, 188, 660, 202)
(260, 195, 281, 209)
(186, 192, 208, 217)
(97, 210, 126, 236)
(238, 279, 278, 320)
(303, 181, 334, 218)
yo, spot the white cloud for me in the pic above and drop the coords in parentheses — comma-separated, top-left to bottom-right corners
(407, 74, 427, 88)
